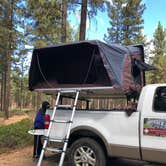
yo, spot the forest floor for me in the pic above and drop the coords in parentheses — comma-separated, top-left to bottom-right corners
(0, 114, 61, 166)
(0, 114, 29, 125)
(0, 145, 159, 166)
(0, 145, 64, 166)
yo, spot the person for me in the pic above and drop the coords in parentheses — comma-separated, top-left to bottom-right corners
(33, 101, 50, 158)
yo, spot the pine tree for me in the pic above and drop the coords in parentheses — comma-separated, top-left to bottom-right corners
(153, 22, 166, 56)
(122, 0, 145, 45)
(69, 0, 105, 40)
(62, 0, 67, 43)
(27, 0, 73, 46)
(0, 0, 29, 117)
(104, 0, 125, 43)
(149, 22, 166, 83)
(0, 0, 15, 118)
(105, 0, 146, 45)
(26, 0, 61, 47)
(79, 0, 88, 40)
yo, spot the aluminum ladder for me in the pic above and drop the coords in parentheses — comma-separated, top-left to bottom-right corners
(37, 90, 80, 166)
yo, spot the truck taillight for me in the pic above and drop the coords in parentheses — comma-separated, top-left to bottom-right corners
(44, 114, 50, 129)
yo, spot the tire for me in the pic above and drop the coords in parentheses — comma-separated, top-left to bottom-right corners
(68, 137, 106, 166)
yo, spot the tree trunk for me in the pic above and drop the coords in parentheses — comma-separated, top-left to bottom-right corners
(0, 73, 4, 112)
(2, 72, 6, 113)
(19, 65, 24, 111)
(4, 48, 11, 118)
(37, 92, 42, 110)
(2, 71, 7, 114)
(79, 0, 87, 40)
(3, 0, 14, 118)
(61, 1, 67, 43)
(29, 93, 33, 110)
(0, 79, 1, 111)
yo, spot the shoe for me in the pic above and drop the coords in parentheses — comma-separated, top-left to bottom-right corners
(33, 155, 39, 159)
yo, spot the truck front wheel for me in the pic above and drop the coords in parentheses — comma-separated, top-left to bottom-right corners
(68, 137, 106, 166)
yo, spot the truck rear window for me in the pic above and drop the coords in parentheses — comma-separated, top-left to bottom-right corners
(153, 87, 166, 112)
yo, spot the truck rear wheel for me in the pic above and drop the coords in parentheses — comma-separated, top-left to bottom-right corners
(68, 137, 106, 166)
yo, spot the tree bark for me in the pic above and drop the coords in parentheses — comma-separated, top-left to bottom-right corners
(0, 73, 4, 112)
(79, 0, 87, 40)
(0, 79, 1, 111)
(19, 76, 23, 111)
(37, 92, 42, 110)
(2, 71, 6, 114)
(4, 48, 11, 118)
(61, 1, 67, 43)
(3, 0, 14, 118)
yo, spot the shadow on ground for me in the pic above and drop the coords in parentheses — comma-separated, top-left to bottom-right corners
(41, 153, 164, 166)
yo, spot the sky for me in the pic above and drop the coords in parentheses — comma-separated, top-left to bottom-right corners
(143, 0, 166, 39)
(69, 0, 166, 41)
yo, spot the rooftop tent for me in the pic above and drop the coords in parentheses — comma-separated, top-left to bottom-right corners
(29, 40, 153, 95)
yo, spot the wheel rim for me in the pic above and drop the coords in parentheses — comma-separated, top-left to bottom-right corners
(74, 145, 96, 166)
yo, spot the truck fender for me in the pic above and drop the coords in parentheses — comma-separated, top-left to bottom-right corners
(68, 125, 111, 156)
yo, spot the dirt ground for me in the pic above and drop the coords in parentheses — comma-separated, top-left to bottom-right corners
(0, 114, 65, 166)
(0, 145, 159, 166)
(0, 114, 30, 125)
(0, 146, 36, 166)
(0, 145, 68, 166)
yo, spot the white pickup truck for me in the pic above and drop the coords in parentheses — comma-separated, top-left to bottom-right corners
(28, 40, 163, 166)
(30, 84, 166, 166)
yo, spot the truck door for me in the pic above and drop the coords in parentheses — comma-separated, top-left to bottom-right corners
(140, 86, 166, 163)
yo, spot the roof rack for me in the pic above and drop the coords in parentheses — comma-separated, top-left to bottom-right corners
(34, 86, 126, 99)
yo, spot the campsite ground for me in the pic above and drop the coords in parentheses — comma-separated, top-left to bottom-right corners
(0, 114, 164, 166)
(0, 114, 29, 125)
(0, 145, 162, 166)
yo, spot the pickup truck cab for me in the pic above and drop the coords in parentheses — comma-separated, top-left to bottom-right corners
(29, 84, 166, 166)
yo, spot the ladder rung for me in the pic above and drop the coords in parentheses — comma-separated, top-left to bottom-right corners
(45, 147, 63, 153)
(45, 137, 68, 143)
(57, 105, 72, 109)
(59, 90, 77, 93)
(51, 119, 73, 123)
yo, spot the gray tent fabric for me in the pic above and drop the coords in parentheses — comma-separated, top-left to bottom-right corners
(29, 40, 152, 94)
(133, 59, 156, 71)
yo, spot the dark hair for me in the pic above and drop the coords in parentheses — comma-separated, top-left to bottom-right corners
(42, 101, 50, 110)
